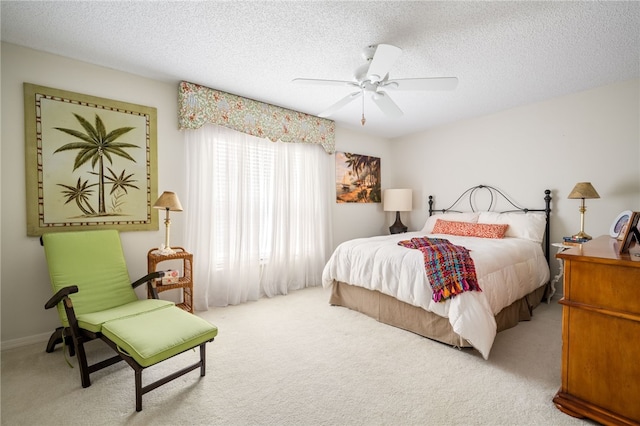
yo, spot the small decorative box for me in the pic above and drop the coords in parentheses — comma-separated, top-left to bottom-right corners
(161, 269, 180, 285)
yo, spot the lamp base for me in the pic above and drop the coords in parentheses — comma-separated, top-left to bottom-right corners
(155, 245, 176, 255)
(571, 231, 592, 240)
(389, 211, 408, 234)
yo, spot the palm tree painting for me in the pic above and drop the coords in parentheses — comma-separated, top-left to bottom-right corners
(53, 113, 139, 217)
(335, 151, 381, 203)
(24, 83, 158, 236)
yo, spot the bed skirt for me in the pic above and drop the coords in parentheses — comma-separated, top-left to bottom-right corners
(329, 281, 548, 348)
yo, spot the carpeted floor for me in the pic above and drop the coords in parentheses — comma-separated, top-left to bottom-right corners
(1, 286, 591, 425)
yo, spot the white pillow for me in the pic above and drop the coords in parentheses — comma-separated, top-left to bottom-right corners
(478, 212, 547, 243)
(421, 212, 480, 233)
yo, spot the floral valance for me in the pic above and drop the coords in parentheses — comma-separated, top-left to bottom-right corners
(178, 81, 335, 154)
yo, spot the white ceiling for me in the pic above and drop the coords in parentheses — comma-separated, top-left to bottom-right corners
(2, 1, 639, 139)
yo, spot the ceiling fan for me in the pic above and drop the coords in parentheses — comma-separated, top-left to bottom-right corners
(292, 44, 458, 125)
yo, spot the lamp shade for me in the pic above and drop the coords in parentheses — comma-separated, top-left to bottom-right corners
(567, 182, 600, 199)
(153, 191, 183, 211)
(383, 189, 413, 212)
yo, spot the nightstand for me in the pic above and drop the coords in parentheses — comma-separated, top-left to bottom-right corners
(147, 247, 193, 313)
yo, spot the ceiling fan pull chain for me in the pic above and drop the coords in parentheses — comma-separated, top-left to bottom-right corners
(361, 89, 366, 126)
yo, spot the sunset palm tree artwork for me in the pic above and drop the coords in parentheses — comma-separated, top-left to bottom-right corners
(53, 113, 140, 218)
(335, 152, 381, 203)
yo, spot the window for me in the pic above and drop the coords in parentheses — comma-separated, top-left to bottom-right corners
(184, 124, 331, 308)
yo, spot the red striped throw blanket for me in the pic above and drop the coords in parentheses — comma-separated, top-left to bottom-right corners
(398, 237, 481, 302)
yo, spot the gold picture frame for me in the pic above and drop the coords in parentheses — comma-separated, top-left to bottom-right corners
(24, 83, 158, 236)
(618, 211, 640, 254)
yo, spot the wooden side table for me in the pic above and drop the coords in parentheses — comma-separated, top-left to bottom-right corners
(147, 247, 193, 313)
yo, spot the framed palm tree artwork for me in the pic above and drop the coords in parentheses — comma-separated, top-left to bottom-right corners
(335, 151, 381, 203)
(24, 83, 158, 236)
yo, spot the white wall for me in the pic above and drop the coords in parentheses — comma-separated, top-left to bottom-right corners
(331, 127, 394, 247)
(392, 79, 639, 236)
(1, 43, 188, 346)
(0, 43, 388, 347)
(391, 79, 640, 278)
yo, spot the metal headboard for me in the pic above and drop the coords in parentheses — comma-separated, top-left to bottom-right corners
(427, 184, 552, 265)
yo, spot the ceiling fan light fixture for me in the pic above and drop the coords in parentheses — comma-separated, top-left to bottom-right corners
(293, 43, 458, 123)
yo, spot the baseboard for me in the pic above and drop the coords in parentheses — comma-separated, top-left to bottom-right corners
(1, 331, 51, 351)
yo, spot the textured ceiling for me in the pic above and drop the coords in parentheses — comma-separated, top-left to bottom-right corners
(2, 1, 639, 139)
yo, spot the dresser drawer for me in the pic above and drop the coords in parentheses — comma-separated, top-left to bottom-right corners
(564, 261, 640, 315)
(564, 307, 640, 421)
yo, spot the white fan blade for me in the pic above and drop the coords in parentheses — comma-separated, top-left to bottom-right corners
(367, 44, 402, 82)
(292, 78, 358, 88)
(318, 91, 361, 117)
(371, 91, 403, 118)
(385, 77, 458, 91)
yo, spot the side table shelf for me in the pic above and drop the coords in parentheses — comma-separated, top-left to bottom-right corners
(147, 247, 193, 313)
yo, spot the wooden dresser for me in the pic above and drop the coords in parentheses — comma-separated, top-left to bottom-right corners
(553, 235, 640, 425)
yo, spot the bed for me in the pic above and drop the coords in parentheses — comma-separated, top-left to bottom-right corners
(322, 185, 552, 359)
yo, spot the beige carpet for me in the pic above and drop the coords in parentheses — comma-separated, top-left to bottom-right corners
(1, 286, 590, 425)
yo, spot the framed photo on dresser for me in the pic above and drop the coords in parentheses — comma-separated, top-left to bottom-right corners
(618, 211, 640, 254)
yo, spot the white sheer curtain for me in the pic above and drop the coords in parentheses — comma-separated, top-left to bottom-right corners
(184, 124, 332, 309)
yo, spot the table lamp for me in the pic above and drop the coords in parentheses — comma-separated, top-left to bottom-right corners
(567, 182, 600, 240)
(384, 189, 412, 234)
(153, 191, 183, 254)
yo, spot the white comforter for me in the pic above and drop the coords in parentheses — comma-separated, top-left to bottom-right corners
(321, 231, 550, 359)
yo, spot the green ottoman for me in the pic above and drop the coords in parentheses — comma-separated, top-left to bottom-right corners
(102, 308, 218, 410)
(103, 308, 218, 367)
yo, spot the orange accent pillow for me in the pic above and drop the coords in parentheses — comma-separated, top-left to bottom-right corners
(432, 219, 475, 236)
(432, 219, 508, 239)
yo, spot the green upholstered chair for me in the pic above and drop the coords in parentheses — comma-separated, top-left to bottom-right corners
(43, 230, 218, 412)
